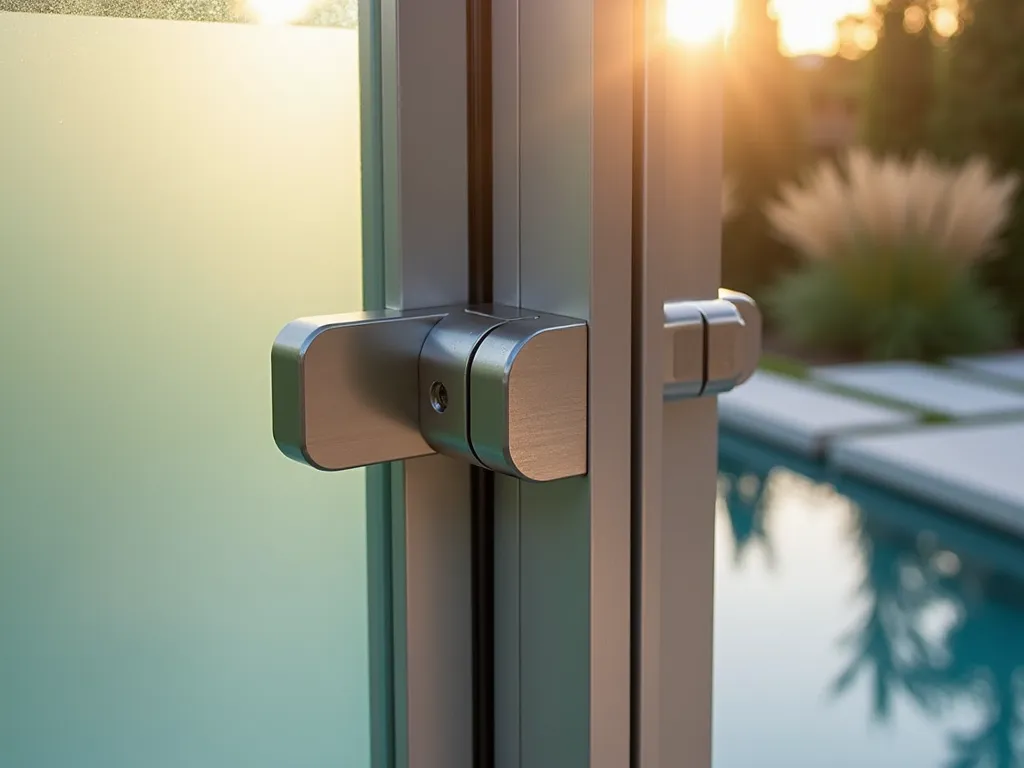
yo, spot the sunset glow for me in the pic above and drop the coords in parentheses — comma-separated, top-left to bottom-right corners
(666, 0, 736, 45)
(664, 0, 963, 58)
(243, 0, 962, 58)
(770, 0, 874, 57)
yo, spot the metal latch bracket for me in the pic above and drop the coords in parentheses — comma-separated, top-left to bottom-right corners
(272, 304, 587, 482)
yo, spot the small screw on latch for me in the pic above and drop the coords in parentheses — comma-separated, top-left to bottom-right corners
(429, 381, 449, 414)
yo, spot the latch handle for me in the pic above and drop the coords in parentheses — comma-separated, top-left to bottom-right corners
(271, 309, 445, 471)
(272, 304, 588, 481)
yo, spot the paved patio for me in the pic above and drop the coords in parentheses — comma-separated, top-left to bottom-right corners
(718, 371, 914, 457)
(812, 361, 1024, 418)
(719, 354, 1024, 534)
(831, 421, 1024, 537)
(950, 350, 1024, 385)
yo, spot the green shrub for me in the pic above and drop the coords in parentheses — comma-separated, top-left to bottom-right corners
(765, 149, 1016, 360)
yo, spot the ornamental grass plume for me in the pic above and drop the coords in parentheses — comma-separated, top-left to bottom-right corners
(764, 149, 1018, 360)
(767, 148, 1018, 264)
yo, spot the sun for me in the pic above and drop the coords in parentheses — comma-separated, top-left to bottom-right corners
(246, 0, 314, 25)
(666, 0, 736, 45)
(770, 0, 875, 56)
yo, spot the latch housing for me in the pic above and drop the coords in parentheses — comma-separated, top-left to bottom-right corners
(272, 292, 759, 481)
(272, 305, 587, 482)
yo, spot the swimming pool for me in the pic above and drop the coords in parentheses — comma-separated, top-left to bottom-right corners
(714, 431, 1024, 768)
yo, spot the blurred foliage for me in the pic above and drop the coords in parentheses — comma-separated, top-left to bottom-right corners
(939, 0, 1024, 339)
(769, 257, 1009, 359)
(756, 352, 810, 379)
(863, 0, 936, 156)
(722, 0, 805, 307)
(766, 150, 1014, 360)
(0, 0, 357, 26)
(734, 0, 1024, 353)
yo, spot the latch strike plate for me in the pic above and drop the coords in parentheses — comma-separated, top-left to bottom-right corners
(663, 289, 761, 400)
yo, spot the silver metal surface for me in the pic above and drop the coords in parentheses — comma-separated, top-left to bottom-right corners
(272, 310, 444, 471)
(635, 10, 724, 765)
(662, 290, 762, 400)
(491, 2, 522, 763)
(700, 290, 761, 395)
(471, 317, 589, 481)
(663, 301, 705, 399)
(275, 302, 590, 480)
(378, 0, 472, 766)
(700, 298, 745, 395)
(390, 455, 473, 768)
(492, 0, 634, 765)
(492, 0, 520, 308)
(381, 0, 468, 308)
(719, 288, 762, 389)
(418, 310, 513, 464)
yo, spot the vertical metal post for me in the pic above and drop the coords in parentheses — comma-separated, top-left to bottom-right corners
(492, 0, 635, 766)
(373, 1, 475, 766)
(634, 3, 723, 765)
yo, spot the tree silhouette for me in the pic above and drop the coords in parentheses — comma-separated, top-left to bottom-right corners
(941, 0, 1024, 338)
(717, 453, 774, 565)
(829, 510, 945, 719)
(863, 0, 936, 157)
(918, 574, 1024, 768)
(722, 0, 805, 302)
(830, 506, 1024, 766)
(720, 438, 1024, 766)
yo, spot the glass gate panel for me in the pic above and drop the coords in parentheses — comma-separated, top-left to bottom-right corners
(0, 6, 372, 767)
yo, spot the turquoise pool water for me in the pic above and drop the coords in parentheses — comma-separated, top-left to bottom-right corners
(714, 431, 1024, 768)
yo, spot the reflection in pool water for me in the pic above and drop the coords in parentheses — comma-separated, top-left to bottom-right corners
(714, 432, 1024, 768)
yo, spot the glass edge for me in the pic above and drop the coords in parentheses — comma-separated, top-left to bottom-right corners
(359, 1, 395, 767)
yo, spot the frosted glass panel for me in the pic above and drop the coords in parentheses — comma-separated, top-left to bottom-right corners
(0, 11, 370, 768)
(2, 0, 357, 26)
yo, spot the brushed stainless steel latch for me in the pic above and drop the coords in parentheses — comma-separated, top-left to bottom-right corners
(663, 289, 762, 401)
(271, 290, 759, 481)
(272, 305, 587, 482)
